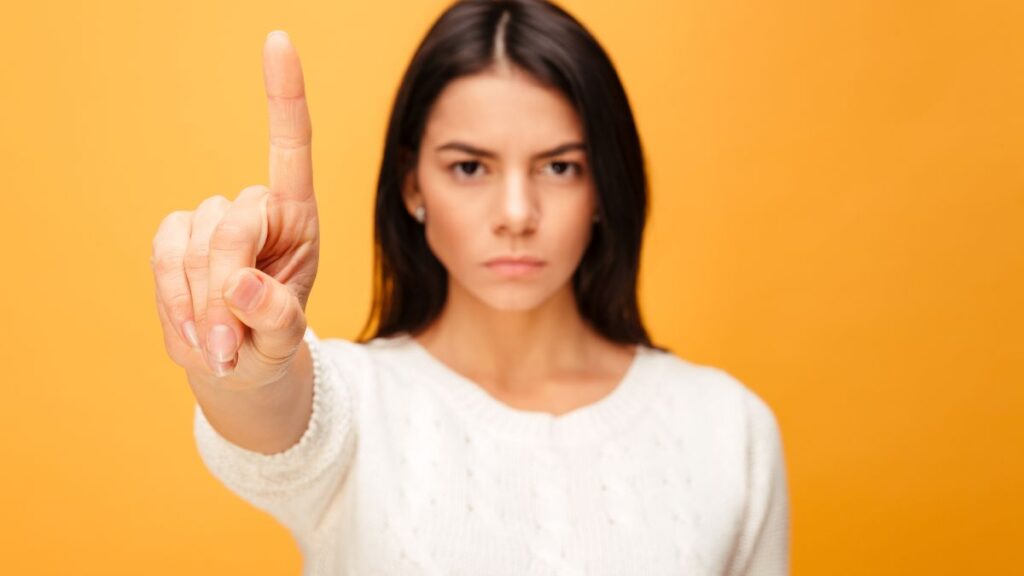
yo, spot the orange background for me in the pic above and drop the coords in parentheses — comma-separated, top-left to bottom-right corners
(2, 0, 1021, 573)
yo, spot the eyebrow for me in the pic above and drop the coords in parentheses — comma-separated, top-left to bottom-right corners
(434, 141, 586, 160)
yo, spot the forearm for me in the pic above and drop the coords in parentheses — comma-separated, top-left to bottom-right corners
(187, 339, 314, 455)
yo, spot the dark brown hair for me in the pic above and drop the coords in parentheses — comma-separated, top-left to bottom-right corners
(356, 0, 660, 350)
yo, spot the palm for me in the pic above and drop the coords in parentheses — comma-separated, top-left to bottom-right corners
(259, 196, 319, 309)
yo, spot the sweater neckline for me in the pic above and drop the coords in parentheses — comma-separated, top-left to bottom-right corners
(385, 333, 662, 446)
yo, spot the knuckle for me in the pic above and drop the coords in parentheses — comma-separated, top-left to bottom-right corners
(152, 211, 190, 249)
(194, 196, 231, 221)
(270, 134, 310, 150)
(165, 292, 194, 320)
(152, 252, 184, 276)
(209, 221, 252, 253)
(237, 185, 269, 201)
(250, 343, 293, 373)
(267, 298, 297, 333)
(199, 194, 230, 209)
(158, 210, 190, 230)
(206, 294, 230, 310)
(183, 244, 210, 272)
(193, 307, 208, 329)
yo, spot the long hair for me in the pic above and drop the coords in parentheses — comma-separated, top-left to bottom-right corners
(356, 0, 660, 350)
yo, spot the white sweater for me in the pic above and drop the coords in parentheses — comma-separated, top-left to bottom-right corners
(194, 327, 790, 575)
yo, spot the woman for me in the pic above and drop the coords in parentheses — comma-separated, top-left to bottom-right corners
(150, 0, 790, 574)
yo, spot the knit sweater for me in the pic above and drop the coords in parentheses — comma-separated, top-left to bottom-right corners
(193, 327, 790, 575)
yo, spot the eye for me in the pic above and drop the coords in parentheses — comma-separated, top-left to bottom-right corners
(450, 160, 485, 179)
(543, 161, 582, 178)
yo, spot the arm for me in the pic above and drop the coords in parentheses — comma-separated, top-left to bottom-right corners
(729, 390, 791, 576)
(192, 327, 360, 541)
(150, 31, 351, 548)
(188, 331, 314, 455)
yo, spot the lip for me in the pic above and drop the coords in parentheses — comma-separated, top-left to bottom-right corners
(484, 256, 546, 278)
(485, 255, 546, 266)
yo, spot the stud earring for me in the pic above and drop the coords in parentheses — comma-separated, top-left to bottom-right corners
(414, 205, 426, 223)
(592, 212, 600, 224)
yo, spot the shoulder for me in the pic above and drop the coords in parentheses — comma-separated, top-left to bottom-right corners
(647, 348, 783, 443)
(313, 331, 374, 379)
(314, 331, 427, 397)
(312, 329, 414, 364)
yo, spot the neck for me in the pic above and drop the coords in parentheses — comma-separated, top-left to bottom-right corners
(413, 280, 600, 395)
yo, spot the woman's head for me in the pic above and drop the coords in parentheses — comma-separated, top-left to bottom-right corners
(358, 0, 654, 348)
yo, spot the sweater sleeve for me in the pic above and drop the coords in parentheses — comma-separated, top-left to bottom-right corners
(192, 326, 360, 544)
(729, 388, 791, 576)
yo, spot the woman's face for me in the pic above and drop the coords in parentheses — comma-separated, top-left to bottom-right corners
(402, 66, 597, 312)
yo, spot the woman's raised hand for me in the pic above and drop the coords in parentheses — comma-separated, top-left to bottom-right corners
(151, 31, 319, 390)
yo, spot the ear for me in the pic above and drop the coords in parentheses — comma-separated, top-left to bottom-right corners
(398, 147, 426, 220)
(400, 164, 423, 218)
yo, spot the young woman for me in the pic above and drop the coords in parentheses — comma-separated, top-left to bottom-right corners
(150, 0, 790, 573)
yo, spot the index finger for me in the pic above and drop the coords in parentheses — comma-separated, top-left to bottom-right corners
(263, 30, 314, 203)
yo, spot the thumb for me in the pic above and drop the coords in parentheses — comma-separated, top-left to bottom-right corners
(224, 267, 307, 365)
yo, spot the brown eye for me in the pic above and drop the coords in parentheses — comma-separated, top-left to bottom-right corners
(451, 161, 485, 179)
(543, 161, 582, 177)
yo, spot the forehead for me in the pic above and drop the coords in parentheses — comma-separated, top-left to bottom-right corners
(423, 68, 584, 149)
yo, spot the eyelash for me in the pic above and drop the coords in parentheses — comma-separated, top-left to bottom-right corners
(449, 160, 583, 180)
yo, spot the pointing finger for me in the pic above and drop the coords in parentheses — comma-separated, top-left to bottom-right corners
(263, 30, 314, 203)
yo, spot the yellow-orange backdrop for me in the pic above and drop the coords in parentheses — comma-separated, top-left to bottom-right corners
(1, 0, 1020, 574)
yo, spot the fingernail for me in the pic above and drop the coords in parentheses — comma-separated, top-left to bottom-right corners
(226, 272, 263, 312)
(182, 320, 200, 349)
(206, 351, 235, 378)
(207, 324, 238, 363)
(268, 30, 289, 40)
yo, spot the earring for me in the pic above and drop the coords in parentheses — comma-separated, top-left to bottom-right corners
(414, 205, 426, 223)
(592, 212, 600, 224)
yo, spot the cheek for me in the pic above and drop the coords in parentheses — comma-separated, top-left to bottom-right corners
(420, 191, 478, 268)
(424, 207, 458, 260)
(548, 196, 595, 264)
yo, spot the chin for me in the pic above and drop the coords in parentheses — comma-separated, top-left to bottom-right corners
(483, 294, 549, 312)
(460, 280, 561, 313)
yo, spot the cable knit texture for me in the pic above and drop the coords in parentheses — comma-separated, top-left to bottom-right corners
(194, 327, 790, 575)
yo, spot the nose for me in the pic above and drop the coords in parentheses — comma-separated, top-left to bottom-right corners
(493, 170, 538, 236)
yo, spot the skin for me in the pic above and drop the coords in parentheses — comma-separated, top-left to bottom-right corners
(150, 32, 319, 453)
(151, 33, 640, 458)
(401, 65, 638, 414)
